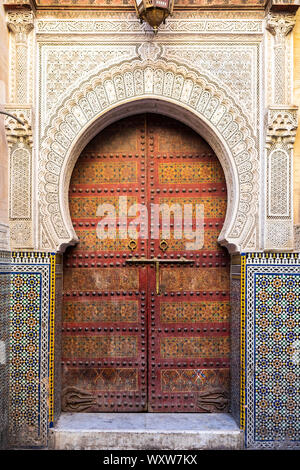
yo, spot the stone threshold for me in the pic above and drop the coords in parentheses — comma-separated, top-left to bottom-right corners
(49, 412, 244, 450)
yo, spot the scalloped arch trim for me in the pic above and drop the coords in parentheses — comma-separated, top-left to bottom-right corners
(39, 58, 258, 252)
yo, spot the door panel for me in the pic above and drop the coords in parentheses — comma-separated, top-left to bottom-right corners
(62, 116, 147, 412)
(62, 114, 230, 413)
(145, 115, 230, 412)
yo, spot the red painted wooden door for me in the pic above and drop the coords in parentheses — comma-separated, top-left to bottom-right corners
(62, 114, 230, 413)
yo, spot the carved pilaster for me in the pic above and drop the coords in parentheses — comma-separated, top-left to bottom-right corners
(265, 105, 298, 251)
(6, 9, 34, 104)
(267, 13, 296, 104)
(5, 106, 33, 249)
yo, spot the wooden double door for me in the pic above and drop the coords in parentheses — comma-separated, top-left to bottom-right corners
(62, 114, 230, 413)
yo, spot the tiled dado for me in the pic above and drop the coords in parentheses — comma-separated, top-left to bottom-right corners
(3, 249, 300, 449)
(242, 253, 300, 449)
(8, 252, 55, 448)
(0, 251, 11, 449)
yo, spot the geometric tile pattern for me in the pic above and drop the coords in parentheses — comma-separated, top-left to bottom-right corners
(0, 251, 11, 449)
(8, 252, 55, 448)
(230, 263, 241, 426)
(243, 253, 300, 449)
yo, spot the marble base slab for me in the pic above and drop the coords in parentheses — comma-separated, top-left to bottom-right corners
(49, 413, 244, 450)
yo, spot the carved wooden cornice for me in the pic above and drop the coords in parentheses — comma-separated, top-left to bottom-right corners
(267, 0, 300, 14)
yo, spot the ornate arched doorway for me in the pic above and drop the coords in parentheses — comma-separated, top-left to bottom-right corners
(61, 113, 230, 413)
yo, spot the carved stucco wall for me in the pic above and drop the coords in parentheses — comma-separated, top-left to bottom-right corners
(0, 5, 10, 451)
(3, 8, 298, 254)
(2, 4, 300, 451)
(293, 9, 300, 247)
(0, 5, 9, 252)
(35, 12, 263, 254)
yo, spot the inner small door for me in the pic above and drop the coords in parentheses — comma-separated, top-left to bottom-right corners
(61, 114, 230, 413)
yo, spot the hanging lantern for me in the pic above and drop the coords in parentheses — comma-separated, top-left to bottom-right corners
(134, 0, 174, 34)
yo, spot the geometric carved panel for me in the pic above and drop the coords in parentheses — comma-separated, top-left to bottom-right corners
(268, 149, 289, 218)
(10, 145, 31, 219)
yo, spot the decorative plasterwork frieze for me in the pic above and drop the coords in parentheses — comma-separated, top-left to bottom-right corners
(38, 57, 258, 254)
(36, 18, 263, 35)
(39, 43, 138, 132)
(264, 10, 298, 251)
(39, 41, 259, 135)
(161, 43, 259, 131)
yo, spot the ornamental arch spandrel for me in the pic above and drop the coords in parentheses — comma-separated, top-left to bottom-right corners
(38, 58, 259, 254)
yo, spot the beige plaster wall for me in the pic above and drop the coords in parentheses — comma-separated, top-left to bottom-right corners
(0, 5, 9, 227)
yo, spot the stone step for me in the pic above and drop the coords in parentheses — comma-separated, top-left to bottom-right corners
(49, 413, 244, 450)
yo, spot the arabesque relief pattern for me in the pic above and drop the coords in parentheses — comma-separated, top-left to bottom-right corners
(5, 9, 34, 249)
(39, 56, 259, 253)
(265, 12, 298, 250)
(3, 3, 300, 451)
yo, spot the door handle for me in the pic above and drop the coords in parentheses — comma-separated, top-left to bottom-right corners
(126, 257, 194, 294)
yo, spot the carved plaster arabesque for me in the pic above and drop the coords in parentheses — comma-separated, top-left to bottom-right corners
(265, 105, 298, 250)
(267, 13, 296, 105)
(6, 9, 35, 250)
(294, 224, 300, 251)
(266, 106, 298, 149)
(265, 11, 297, 251)
(39, 57, 259, 254)
(35, 18, 263, 35)
(161, 44, 258, 131)
(7, 9, 34, 104)
(39, 40, 259, 135)
(39, 44, 138, 132)
(5, 108, 34, 249)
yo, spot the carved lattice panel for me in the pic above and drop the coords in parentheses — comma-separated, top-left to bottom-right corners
(62, 114, 230, 412)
